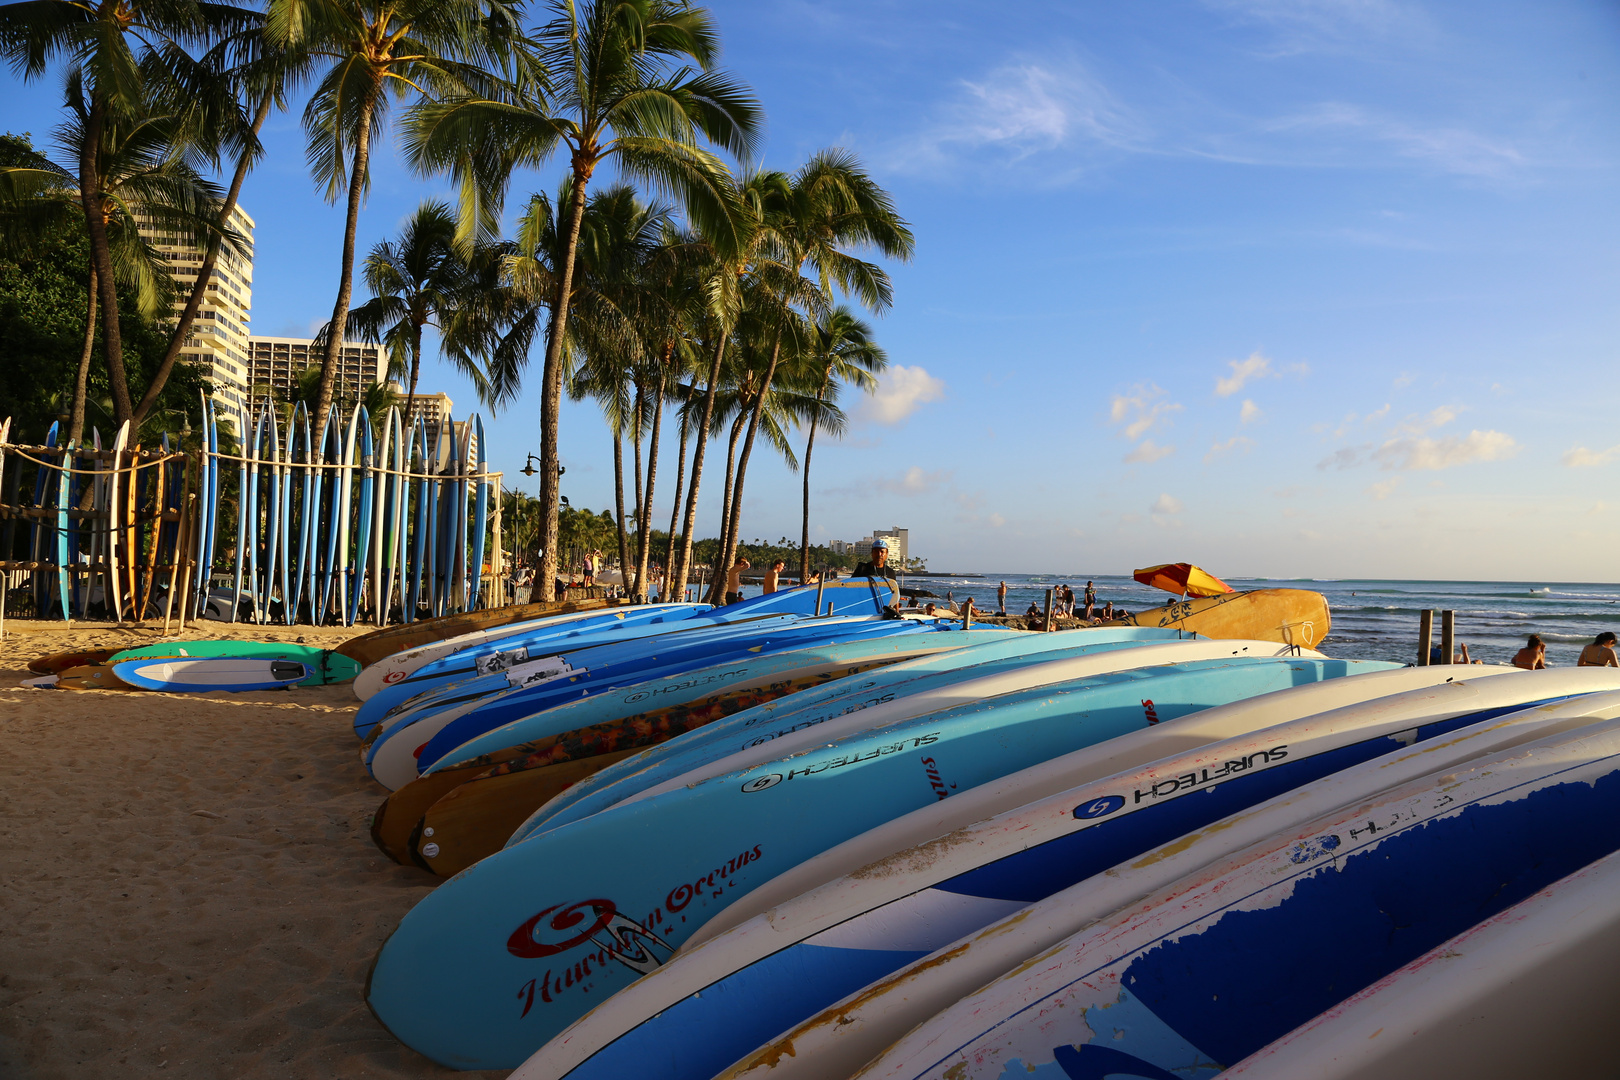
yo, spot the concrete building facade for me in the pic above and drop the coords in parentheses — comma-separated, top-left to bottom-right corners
(246, 336, 382, 408)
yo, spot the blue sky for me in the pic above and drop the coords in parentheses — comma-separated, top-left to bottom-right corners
(6, 0, 1619, 579)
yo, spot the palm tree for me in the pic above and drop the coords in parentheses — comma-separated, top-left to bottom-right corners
(406, 0, 762, 601)
(339, 199, 490, 424)
(0, 0, 261, 424)
(798, 307, 884, 584)
(0, 75, 234, 442)
(266, 0, 521, 425)
(713, 149, 913, 588)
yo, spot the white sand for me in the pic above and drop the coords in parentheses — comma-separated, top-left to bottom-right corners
(0, 621, 509, 1078)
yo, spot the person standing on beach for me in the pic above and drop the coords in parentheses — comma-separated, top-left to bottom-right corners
(1579, 632, 1619, 667)
(997, 580, 1008, 614)
(725, 558, 750, 604)
(1084, 581, 1096, 621)
(1513, 635, 1548, 670)
(853, 539, 902, 615)
(762, 559, 785, 594)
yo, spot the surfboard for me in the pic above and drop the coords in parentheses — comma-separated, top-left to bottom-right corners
(470, 415, 488, 611)
(108, 640, 360, 686)
(1106, 587, 1329, 647)
(850, 713, 1620, 1080)
(53, 429, 71, 620)
(1221, 845, 1620, 1080)
(371, 407, 393, 626)
(365, 655, 1366, 1069)
(392, 632, 1021, 873)
(112, 656, 311, 693)
(54, 664, 139, 691)
(409, 415, 430, 621)
(505, 628, 1195, 844)
(346, 405, 374, 625)
(351, 604, 709, 703)
(713, 681, 1620, 1080)
(336, 598, 624, 669)
(317, 405, 343, 626)
(366, 617, 933, 791)
(27, 648, 121, 674)
(106, 420, 129, 621)
(533, 668, 1620, 1080)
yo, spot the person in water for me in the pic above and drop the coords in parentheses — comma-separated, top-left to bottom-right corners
(762, 559, 785, 594)
(724, 558, 750, 604)
(1578, 632, 1619, 667)
(1513, 634, 1547, 670)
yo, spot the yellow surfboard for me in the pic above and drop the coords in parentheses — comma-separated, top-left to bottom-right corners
(1107, 588, 1329, 648)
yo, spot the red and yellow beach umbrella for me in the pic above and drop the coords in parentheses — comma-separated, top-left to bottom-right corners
(1133, 563, 1234, 599)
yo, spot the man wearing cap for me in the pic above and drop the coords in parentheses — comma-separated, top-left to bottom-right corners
(852, 538, 902, 616)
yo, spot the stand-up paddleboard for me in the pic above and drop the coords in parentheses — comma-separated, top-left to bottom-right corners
(271, 403, 290, 624)
(346, 405, 374, 625)
(195, 399, 219, 616)
(66, 433, 85, 618)
(370, 407, 393, 627)
(509, 639, 1315, 841)
(717, 681, 1620, 1080)
(408, 415, 430, 621)
(265, 403, 285, 623)
(505, 628, 1193, 843)
(245, 406, 265, 621)
(386, 632, 1022, 874)
(27, 648, 122, 674)
(367, 617, 932, 791)
(1107, 587, 1329, 647)
(366, 655, 1360, 1069)
(334, 403, 360, 624)
(388, 407, 407, 621)
(454, 419, 470, 611)
(849, 715, 1620, 1080)
(111, 656, 311, 693)
(470, 415, 487, 611)
(53, 430, 71, 620)
(352, 604, 710, 703)
(229, 403, 250, 623)
(361, 581, 902, 723)
(337, 598, 625, 669)
(537, 668, 1620, 1080)
(108, 641, 360, 686)
(105, 420, 129, 621)
(1222, 845, 1620, 1080)
(317, 405, 343, 626)
(427, 416, 445, 616)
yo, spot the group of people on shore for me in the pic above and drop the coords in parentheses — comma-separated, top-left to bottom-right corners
(1504, 631, 1620, 669)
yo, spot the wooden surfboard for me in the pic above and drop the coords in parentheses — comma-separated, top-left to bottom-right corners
(28, 648, 121, 674)
(335, 598, 626, 668)
(55, 664, 139, 691)
(1105, 587, 1329, 647)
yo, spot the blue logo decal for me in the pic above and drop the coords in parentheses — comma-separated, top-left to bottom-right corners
(1074, 795, 1126, 820)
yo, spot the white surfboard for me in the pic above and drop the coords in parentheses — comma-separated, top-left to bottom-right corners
(1222, 845, 1620, 1080)
(111, 656, 311, 692)
(705, 680, 1620, 1080)
(848, 703, 1620, 1080)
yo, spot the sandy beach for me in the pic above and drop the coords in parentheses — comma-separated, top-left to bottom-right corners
(0, 620, 507, 1079)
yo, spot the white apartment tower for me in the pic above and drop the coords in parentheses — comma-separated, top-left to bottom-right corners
(137, 204, 256, 418)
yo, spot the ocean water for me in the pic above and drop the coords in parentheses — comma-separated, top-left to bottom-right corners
(899, 574, 1620, 668)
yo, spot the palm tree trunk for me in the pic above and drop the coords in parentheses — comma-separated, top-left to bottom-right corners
(405, 323, 423, 425)
(78, 92, 132, 426)
(634, 365, 665, 600)
(132, 91, 273, 426)
(799, 366, 833, 585)
(537, 168, 592, 601)
(707, 412, 747, 604)
(612, 433, 629, 601)
(672, 333, 726, 600)
(314, 87, 377, 426)
(719, 338, 782, 590)
(628, 385, 644, 598)
(68, 266, 98, 445)
(665, 412, 688, 595)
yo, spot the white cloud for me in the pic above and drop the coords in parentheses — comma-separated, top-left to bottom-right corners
(1205, 435, 1255, 463)
(1240, 399, 1262, 425)
(1563, 446, 1620, 468)
(1216, 353, 1271, 397)
(881, 466, 952, 494)
(1367, 477, 1402, 500)
(986, 513, 1006, 528)
(1393, 372, 1416, 388)
(1125, 439, 1175, 464)
(1111, 383, 1183, 443)
(860, 365, 946, 425)
(1266, 103, 1525, 178)
(1372, 429, 1520, 471)
(1151, 493, 1183, 515)
(1317, 445, 1369, 470)
(1392, 405, 1459, 437)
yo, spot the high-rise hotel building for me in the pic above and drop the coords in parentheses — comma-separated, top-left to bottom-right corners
(135, 204, 256, 418)
(245, 335, 383, 404)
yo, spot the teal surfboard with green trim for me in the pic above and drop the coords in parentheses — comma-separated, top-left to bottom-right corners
(107, 640, 360, 685)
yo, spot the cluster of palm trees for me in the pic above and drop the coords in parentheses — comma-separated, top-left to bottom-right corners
(0, 0, 912, 605)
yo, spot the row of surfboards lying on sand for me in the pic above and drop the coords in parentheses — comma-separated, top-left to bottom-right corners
(295, 583, 1620, 1078)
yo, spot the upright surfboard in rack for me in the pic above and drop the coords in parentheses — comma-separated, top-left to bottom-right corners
(346, 404, 374, 626)
(290, 403, 313, 622)
(425, 417, 442, 617)
(193, 398, 217, 615)
(230, 402, 251, 623)
(54, 428, 72, 620)
(470, 415, 487, 611)
(408, 415, 430, 623)
(67, 432, 88, 618)
(276, 406, 294, 624)
(439, 413, 459, 614)
(454, 418, 470, 611)
(385, 407, 406, 623)
(29, 422, 59, 615)
(112, 421, 133, 622)
(318, 404, 343, 625)
(370, 407, 395, 626)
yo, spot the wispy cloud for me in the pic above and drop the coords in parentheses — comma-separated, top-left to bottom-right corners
(1367, 477, 1402, 500)
(1563, 445, 1620, 468)
(1240, 399, 1263, 425)
(1215, 352, 1308, 397)
(1264, 103, 1525, 178)
(859, 365, 946, 425)
(1205, 435, 1255, 463)
(1111, 383, 1183, 441)
(1125, 439, 1175, 464)
(1372, 430, 1520, 471)
(1151, 493, 1184, 529)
